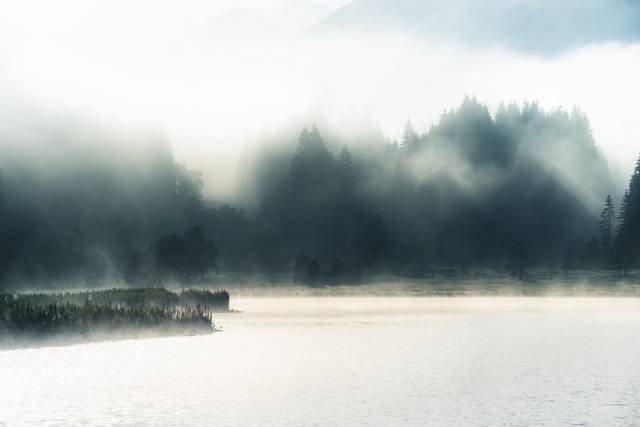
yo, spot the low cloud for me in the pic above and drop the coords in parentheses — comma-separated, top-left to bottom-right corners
(0, 1, 638, 199)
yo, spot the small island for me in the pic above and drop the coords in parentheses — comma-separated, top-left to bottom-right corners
(0, 288, 230, 348)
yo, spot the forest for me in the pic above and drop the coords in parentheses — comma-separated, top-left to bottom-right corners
(0, 97, 638, 288)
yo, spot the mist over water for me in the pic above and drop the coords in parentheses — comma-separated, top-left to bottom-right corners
(3, 296, 640, 426)
(2, 2, 640, 424)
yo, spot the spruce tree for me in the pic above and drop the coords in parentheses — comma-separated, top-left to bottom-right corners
(599, 195, 616, 249)
(617, 190, 629, 236)
(598, 195, 616, 268)
(401, 119, 419, 151)
(616, 155, 640, 270)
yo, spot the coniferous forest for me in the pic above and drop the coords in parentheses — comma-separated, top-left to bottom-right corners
(0, 97, 638, 289)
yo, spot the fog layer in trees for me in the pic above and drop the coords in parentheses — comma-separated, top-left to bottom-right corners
(0, 108, 213, 287)
(244, 98, 615, 279)
(0, 98, 629, 288)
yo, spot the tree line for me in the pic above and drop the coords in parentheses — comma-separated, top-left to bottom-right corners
(589, 157, 640, 272)
(239, 98, 618, 281)
(0, 97, 634, 288)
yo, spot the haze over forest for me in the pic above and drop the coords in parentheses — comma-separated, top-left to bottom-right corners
(1, 0, 640, 288)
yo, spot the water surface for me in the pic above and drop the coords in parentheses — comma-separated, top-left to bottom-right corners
(2, 296, 640, 426)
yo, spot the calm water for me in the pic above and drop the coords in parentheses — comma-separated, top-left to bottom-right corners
(2, 296, 640, 426)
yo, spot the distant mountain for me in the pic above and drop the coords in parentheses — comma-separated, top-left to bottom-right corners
(308, 0, 640, 53)
(200, 8, 288, 42)
(187, 8, 291, 60)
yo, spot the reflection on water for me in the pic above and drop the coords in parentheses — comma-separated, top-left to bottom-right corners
(2, 297, 640, 426)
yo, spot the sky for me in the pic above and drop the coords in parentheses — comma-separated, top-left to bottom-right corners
(0, 0, 639, 199)
(0, 0, 349, 37)
(204, 0, 352, 32)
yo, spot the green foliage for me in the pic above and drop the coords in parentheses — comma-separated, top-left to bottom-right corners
(401, 119, 419, 151)
(0, 131, 213, 287)
(250, 98, 613, 280)
(0, 287, 230, 342)
(150, 226, 218, 283)
(0, 97, 620, 287)
(599, 195, 616, 249)
(178, 288, 230, 308)
(615, 155, 640, 271)
(3, 287, 229, 309)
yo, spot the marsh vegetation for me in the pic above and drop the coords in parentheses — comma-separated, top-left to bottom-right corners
(0, 288, 229, 347)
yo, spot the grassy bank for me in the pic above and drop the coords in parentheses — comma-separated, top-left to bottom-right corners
(10, 287, 230, 309)
(0, 288, 230, 348)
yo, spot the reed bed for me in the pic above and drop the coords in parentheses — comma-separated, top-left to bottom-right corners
(0, 287, 230, 345)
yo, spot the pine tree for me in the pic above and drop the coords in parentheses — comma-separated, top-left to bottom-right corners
(339, 145, 352, 167)
(617, 190, 629, 236)
(599, 195, 616, 249)
(401, 119, 419, 151)
(615, 155, 640, 270)
(598, 195, 616, 268)
(291, 126, 331, 177)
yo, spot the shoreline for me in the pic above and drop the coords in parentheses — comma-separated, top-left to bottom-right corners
(0, 287, 230, 350)
(0, 326, 219, 351)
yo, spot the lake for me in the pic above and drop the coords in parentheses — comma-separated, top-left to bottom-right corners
(2, 296, 640, 426)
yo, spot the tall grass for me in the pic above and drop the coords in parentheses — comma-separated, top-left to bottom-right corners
(0, 288, 230, 345)
(7, 287, 230, 309)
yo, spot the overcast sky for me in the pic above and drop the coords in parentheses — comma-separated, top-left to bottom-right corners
(0, 0, 349, 36)
(1, 0, 639, 200)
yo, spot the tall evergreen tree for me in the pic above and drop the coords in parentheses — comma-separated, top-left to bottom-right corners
(598, 195, 616, 268)
(617, 190, 630, 235)
(599, 195, 616, 250)
(615, 155, 640, 270)
(401, 119, 419, 151)
(290, 126, 331, 181)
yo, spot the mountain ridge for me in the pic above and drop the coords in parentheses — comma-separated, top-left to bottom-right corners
(307, 0, 640, 53)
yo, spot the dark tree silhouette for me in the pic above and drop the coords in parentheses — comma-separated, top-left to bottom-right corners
(151, 227, 217, 283)
(513, 242, 529, 281)
(401, 119, 419, 151)
(0, 97, 620, 288)
(598, 195, 616, 267)
(615, 155, 640, 271)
